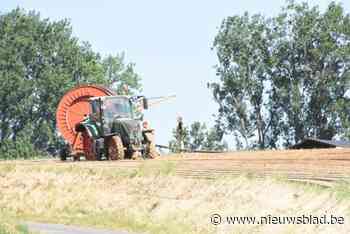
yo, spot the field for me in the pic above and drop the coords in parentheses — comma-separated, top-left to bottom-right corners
(1, 149, 350, 234)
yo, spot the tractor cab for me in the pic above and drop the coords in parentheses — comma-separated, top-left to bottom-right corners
(88, 96, 146, 136)
(89, 96, 133, 123)
(101, 96, 134, 120)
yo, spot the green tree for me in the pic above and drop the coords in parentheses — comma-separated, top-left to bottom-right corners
(203, 127, 228, 151)
(102, 53, 142, 95)
(211, 1, 350, 149)
(272, 2, 350, 144)
(169, 121, 228, 152)
(189, 122, 206, 150)
(169, 125, 190, 153)
(210, 12, 276, 149)
(0, 8, 141, 157)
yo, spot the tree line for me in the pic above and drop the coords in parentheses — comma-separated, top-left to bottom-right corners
(209, 1, 350, 149)
(0, 8, 141, 158)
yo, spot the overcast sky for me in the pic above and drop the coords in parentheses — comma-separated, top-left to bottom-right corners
(2, 0, 349, 147)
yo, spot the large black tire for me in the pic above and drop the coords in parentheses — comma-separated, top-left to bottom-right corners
(108, 136, 125, 160)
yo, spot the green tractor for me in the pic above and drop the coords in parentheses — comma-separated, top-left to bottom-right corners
(56, 85, 159, 161)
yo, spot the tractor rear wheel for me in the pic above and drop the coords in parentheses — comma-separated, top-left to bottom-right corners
(108, 136, 125, 160)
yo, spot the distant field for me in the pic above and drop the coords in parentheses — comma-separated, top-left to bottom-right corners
(1, 150, 350, 234)
(3, 148, 350, 185)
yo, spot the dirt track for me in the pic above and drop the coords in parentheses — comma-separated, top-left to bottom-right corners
(3, 148, 350, 186)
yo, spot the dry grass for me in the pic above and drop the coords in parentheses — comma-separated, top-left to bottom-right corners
(0, 217, 33, 234)
(0, 161, 349, 234)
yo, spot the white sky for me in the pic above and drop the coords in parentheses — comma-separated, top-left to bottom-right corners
(2, 0, 349, 147)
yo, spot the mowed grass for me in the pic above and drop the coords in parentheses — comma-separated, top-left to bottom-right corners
(0, 160, 350, 234)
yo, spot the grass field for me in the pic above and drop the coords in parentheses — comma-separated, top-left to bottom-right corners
(0, 159, 350, 234)
(0, 217, 33, 234)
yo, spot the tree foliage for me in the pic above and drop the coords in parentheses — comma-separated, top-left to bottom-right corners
(169, 121, 228, 152)
(210, 1, 350, 149)
(102, 54, 142, 95)
(0, 8, 141, 158)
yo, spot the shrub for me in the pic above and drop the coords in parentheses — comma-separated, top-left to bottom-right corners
(0, 135, 47, 160)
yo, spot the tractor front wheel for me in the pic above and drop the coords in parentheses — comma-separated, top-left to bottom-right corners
(108, 136, 125, 160)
